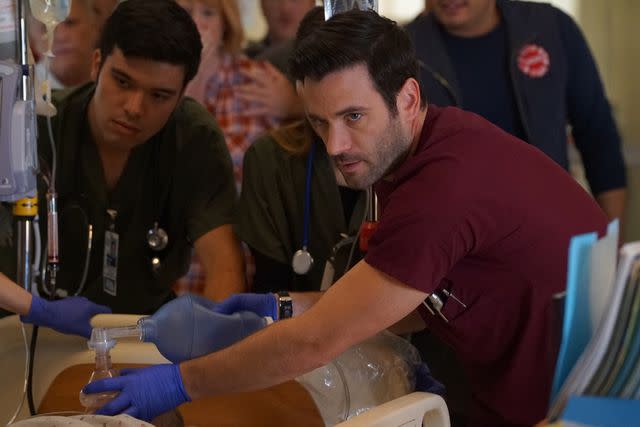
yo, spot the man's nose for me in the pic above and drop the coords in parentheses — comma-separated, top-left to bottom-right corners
(194, 17, 207, 35)
(124, 90, 144, 118)
(325, 126, 351, 157)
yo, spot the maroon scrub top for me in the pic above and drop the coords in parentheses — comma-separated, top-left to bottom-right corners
(366, 106, 608, 426)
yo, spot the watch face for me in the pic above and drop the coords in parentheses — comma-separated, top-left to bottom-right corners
(278, 294, 293, 320)
(292, 249, 314, 275)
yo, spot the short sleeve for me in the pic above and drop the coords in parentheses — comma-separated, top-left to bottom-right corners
(365, 167, 477, 295)
(234, 139, 291, 265)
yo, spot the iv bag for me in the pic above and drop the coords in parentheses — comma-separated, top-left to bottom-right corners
(29, 0, 71, 55)
(324, 0, 378, 21)
(0, 0, 16, 60)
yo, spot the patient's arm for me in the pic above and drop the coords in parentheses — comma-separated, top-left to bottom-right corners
(0, 272, 31, 315)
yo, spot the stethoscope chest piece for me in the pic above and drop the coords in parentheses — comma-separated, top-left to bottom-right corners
(147, 221, 169, 252)
(292, 248, 314, 275)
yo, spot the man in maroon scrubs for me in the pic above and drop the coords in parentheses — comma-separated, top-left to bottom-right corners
(84, 9, 609, 426)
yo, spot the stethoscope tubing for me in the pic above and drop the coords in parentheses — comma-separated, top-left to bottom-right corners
(301, 142, 316, 250)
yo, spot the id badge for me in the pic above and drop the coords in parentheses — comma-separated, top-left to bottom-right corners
(103, 230, 119, 296)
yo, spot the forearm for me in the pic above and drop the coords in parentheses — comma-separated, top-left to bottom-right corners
(595, 188, 627, 226)
(289, 291, 323, 316)
(196, 225, 247, 301)
(0, 273, 32, 315)
(180, 310, 338, 399)
(387, 310, 426, 335)
(203, 266, 246, 302)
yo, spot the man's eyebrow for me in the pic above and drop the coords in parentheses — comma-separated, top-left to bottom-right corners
(333, 106, 369, 117)
(307, 112, 327, 123)
(307, 106, 369, 122)
(110, 67, 179, 96)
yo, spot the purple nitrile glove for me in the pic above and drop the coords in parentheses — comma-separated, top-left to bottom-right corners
(82, 364, 190, 421)
(213, 293, 278, 320)
(414, 363, 446, 396)
(20, 295, 112, 338)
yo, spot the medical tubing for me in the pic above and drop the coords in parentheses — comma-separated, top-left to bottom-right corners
(27, 325, 38, 415)
(46, 192, 59, 265)
(44, 55, 57, 190)
(302, 142, 315, 249)
(7, 324, 30, 424)
(74, 224, 93, 296)
(39, 241, 50, 297)
(32, 216, 41, 284)
(9, 219, 44, 422)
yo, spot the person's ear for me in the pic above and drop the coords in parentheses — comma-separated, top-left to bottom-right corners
(396, 77, 422, 120)
(90, 49, 102, 82)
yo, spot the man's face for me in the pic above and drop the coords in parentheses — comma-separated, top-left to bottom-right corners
(428, 0, 497, 35)
(49, 0, 100, 86)
(260, 0, 315, 44)
(301, 65, 413, 190)
(88, 47, 185, 151)
(177, 0, 225, 51)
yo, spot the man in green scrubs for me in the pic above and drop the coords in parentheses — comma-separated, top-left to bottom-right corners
(1, 0, 245, 314)
(236, 121, 366, 293)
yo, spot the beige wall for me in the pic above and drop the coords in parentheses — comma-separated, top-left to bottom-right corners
(576, 0, 640, 242)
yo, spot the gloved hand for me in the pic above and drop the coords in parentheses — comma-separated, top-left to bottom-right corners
(140, 294, 270, 363)
(21, 295, 112, 338)
(213, 293, 278, 320)
(82, 364, 190, 421)
(414, 363, 446, 396)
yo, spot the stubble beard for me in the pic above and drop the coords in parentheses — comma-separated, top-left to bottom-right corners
(340, 117, 412, 190)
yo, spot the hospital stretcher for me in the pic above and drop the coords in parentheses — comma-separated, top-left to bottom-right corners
(0, 314, 450, 426)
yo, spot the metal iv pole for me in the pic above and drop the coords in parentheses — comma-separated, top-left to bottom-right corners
(13, 0, 38, 297)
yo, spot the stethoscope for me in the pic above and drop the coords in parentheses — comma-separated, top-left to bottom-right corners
(147, 221, 169, 273)
(145, 138, 170, 274)
(291, 141, 367, 284)
(60, 129, 170, 287)
(291, 142, 316, 275)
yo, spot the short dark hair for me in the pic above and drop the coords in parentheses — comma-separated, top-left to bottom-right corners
(98, 0, 202, 87)
(290, 9, 426, 113)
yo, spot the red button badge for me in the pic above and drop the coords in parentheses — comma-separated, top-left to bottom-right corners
(517, 44, 550, 78)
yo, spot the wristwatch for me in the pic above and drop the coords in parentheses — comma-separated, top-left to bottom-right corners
(277, 291, 293, 320)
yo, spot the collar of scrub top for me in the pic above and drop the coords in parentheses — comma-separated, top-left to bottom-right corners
(291, 141, 316, 275)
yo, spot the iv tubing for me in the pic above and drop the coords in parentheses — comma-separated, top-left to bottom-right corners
(6, 324, 30, 425)
(32, 217, 41, 286)
(74, 224, 92, 296)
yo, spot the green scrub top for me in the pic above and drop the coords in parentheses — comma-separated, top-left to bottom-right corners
(235, 127, 366, 292)
(1, 84, 236, 314)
